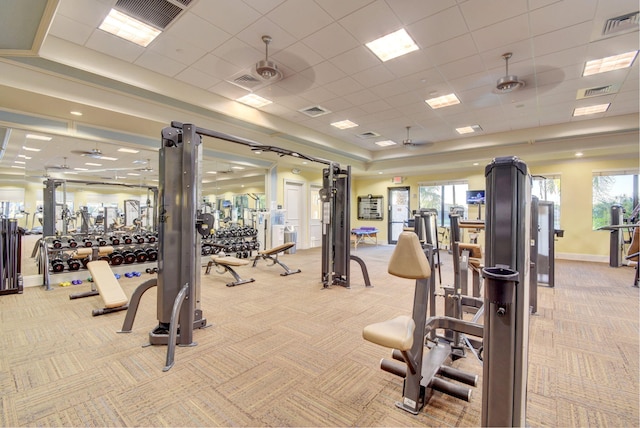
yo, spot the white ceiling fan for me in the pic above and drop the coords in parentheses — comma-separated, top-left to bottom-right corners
(495, 52, 525, 94)
(45, 157, 70, 170)
(402, 126, 433, 149)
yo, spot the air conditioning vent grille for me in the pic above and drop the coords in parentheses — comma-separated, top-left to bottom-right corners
(577, 84, 620, 99)
(357, 131, 381, 139)
(299, 106, 331, 117)
(114, 0, 188, 30)
(602, 11, 639, 36)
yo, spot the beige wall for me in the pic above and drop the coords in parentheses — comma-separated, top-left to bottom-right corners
(352, 158, 638, 260)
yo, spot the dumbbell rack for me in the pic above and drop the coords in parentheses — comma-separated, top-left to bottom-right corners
(201, 226, 259, 259)
(39, 234, 158, 291)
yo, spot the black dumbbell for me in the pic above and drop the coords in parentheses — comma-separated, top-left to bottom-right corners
(123, 251, 136, 264)
(134, 235, 145, 244)
(145, 248, 158, 261)
(52, 239, 62, 249)
(146, 234, 156, 243)
(97, 237, 108, 246)
(134, 249, 148, 263)
(145, 267, 158, 274)
(109, 236, 120, 245)
(110, 251, 124, 265)
(51, 258, 65, 273)
(68, 238, 78, 248)
(82, 238, 93, 247)
(122, 235, 133, 245)
(81, 257, 91, 269)
(67, 259, 81, 271)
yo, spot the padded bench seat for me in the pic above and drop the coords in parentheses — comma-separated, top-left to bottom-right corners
(362, 315, 415, 351)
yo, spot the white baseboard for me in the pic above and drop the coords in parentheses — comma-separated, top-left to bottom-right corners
(556, 252, 608, 263)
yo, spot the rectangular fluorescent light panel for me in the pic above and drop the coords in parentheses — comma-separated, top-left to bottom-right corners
(236, 93, 272, 108)
(85, 162, 102, 166)
(18, 155, 31, 159)
(118, 148, 139, 153)
(375, 140, 397, 147)
(231, 166, 244, 170)
(22, 146, 41, 152)
(583, 51, 638, 76)
(573, 103, 610, 116)
(456, 125, 483, 134)
(331, 120, 359, 130)
(127, 173, 140, 176)
(100, 156, 118, 161)
(425, 93, 460, 109)
(366, 29, 419, 62)
(26, 134, 51, 141)
(99, 8, 161, 47)
(11, 165, 25, 169)
(74, 167, 88, 171)
(14, 161, 25, 164)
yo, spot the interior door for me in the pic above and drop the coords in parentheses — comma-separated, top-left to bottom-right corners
(388, 186, 410, 244)
(309, 184, 322, 248)
(284, 180, 304, 249)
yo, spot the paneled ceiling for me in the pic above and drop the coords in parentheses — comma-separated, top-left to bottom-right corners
(0, 0, 638, 189)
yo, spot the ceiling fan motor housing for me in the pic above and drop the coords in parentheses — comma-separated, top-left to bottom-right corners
(256, 59, 279, 79)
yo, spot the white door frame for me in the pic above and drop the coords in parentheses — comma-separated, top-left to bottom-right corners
(284, 179, 307, 250)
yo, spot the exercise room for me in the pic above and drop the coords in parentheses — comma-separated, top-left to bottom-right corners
(0, 1, 638, 427)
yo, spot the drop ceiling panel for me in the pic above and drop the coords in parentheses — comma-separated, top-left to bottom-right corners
(388, 0, 458, 26)
(191, 54, 236, 80)
(191, 0, 261, 35)
(175, 67, 220, 89)
(244, 0, 286, 15)
(134, 50, 186, 77)
(272, 41, 324, 72)
(267, 0, 333, 39)
(329, 47, 379, 75)
(337, 0, 402, 43)
(48, 14, 95, 45)
(470, 14, 530, 52)
(529, 0, 598, 36)
(147, 34, 206, 65)
(424, 34, 479, 66)
(56, 0, 110, 28)
(164, 12, 230, 52)
(85, 30, 144, 62)
(532, 22, 594, 56)
(459, 0, 529, 31)
(408, 6, 468, 49)
(302, 23, 360, 59)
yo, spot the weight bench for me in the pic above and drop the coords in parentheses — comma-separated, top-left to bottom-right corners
(251, 242, 301, 276)
(69, 260, 129, 316)
(205, 256, 255, 287)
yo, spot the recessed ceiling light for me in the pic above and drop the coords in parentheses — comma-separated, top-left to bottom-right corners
(331, 120, 359, 129)
(575, 152, 584, 157)
(231, 166, 244, 170)
(425, 93, 460, 109)
(14, 161, 25, 165)
(583, 50, 638, 76)
(99, 8, 161, 47)
(473, 162, 480, 166)
(17, 155, 31, 159)
(456, 125, 483, 134)
(26, 134, 51, 141)
(127, 172, 140, 176)
(100, 156, 118, 161)
(22, 146, 41, 152)
(375, 140, 397, 147)
(573, 103, 610, 116)
(206, 171, 218, 174)
(70, 111, 83, 116)
(118, 148, 139, 154)
(85, 162, 102, 166)
(74, 167, 88, 171)
(236, 93, 272, 108)
(378, 171, 383, 175)
(366, 29, 419, 62)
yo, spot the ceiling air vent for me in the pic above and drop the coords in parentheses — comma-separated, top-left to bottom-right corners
(576, 84, 620, 100)
(602, 11, 639, 36)
(231, 74, 262, 90)
(357, 131, 381, 139)
(114, 0, 192, 30)
(299, 106, 331, 118)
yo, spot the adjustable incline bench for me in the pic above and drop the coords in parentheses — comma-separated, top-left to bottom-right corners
(69, 260, 129, 316)
(252, 242, 301, 276)
(205, 256, 255, 287)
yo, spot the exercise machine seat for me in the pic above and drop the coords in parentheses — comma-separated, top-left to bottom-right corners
(211, 256, 250, 266)
(388, 231, 431, 279)
(362, 315, 415, 351)
(86, 260, 128, 308)
(257, 242, 294, 256)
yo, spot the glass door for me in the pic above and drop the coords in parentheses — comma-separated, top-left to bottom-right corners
(388, 186, 410, 244)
